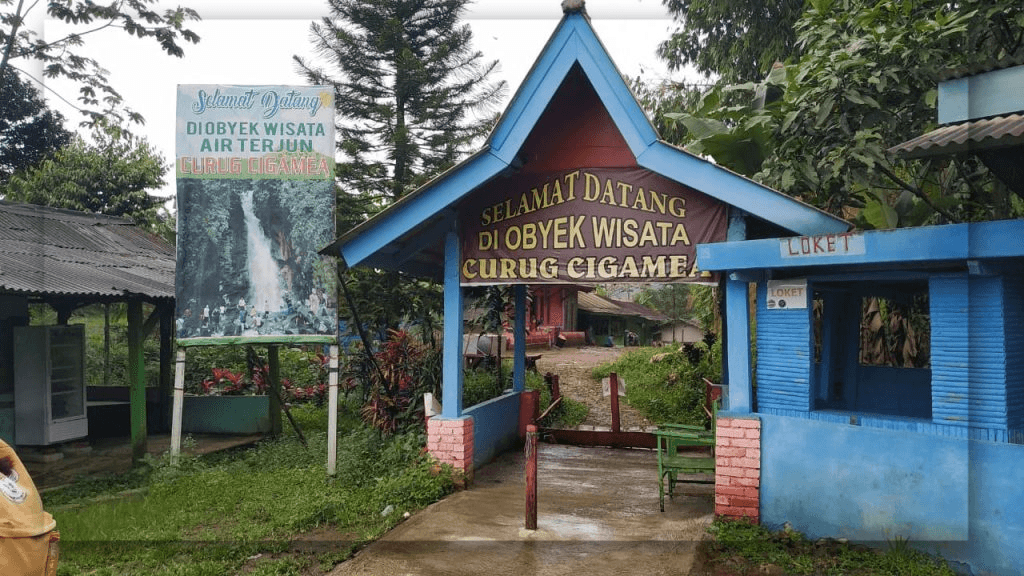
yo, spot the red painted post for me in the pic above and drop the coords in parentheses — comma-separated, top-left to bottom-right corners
(551, 375, 561, 402)
(525, 423, 538, 530)
(610, 372, 621, 433)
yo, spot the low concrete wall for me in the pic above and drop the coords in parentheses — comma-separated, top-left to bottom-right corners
(759, 413, 1024, 575)
(925, 439, 1024, 576)
(761, 413, 968, 543)
(181, 395, 271, 434)
(465, 391, 521, 469)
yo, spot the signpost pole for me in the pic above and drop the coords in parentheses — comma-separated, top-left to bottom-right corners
(170, 348, 186, 465)
(610, 372, 621, 433)
(327, 344, 339, 476)
(525, 424, 538, 530)
(268, 345, 282, 436)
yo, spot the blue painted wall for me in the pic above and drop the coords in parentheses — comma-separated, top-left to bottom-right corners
(465, 391, 521, 469)
(930, 275, 971, 427)
(1006, 275, 1024, 430)
(854, 366, 931, 418)
(756, 282, 812, 412)
(761, 412, 1024, 575)
(968, 275, 1009, 431)
(760, 413, 968, 541)
(923, 439, 1024, 576)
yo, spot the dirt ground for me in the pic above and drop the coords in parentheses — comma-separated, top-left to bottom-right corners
(533, 345, 654, 430)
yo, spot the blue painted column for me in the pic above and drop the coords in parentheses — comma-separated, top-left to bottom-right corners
(513, 284, 526, 392)
(722, 210, 747, 390)
(442, 229, 464, 418)
(726, 276, 753, 413)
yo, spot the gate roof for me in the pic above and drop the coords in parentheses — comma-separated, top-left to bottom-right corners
(325, 9, 849, 279)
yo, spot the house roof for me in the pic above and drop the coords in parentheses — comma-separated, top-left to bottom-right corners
(328, 9, 849, 279)
(0, 201, 175, 301)
(889, 114, 1024, 158)
(577, 291, 669, 323)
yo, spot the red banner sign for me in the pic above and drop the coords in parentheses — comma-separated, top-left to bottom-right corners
(461, 167, 727, 284)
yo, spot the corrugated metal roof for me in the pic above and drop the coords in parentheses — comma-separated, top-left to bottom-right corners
(0, 202, 175, 300)
(939, 56, 1024, 81)
(578, 291, 624, 315)
(578, 291, 669, 323)
(888, 114, 1024, 159)
(607, 299, 671, 323)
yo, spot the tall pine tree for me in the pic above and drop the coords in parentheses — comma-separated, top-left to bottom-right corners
(0, 73, 72, 185)
(295, 0, 505, 211)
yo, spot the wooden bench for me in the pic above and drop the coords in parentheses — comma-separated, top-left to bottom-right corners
(654, 401, 719, 512)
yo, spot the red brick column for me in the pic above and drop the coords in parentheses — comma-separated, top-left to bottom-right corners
(427, 416, 475, 482)
(715, 417, 761, 522)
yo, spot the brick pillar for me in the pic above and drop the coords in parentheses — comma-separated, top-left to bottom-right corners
(715, 417, 761, 522)
(427, 416, 475, 483)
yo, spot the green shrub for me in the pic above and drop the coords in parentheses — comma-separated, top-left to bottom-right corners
(462, 368, 507, 407)
(525, 371, 588, 428)
(592, 340, 721, 426)
(461, 367, 588, 428)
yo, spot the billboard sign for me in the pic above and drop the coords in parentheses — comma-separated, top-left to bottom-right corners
(175, 85, 336, 340)
(461, 167, 727, 284)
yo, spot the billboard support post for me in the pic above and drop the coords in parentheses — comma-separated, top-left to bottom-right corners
(327, 344, 339, 476)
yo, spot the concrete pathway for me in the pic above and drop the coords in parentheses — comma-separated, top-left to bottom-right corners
(330, 443, 713, 576)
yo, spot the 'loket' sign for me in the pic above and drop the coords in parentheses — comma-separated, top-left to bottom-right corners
(460, 167, 727, 284)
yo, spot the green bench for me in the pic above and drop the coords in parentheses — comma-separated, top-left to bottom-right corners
(654, 402, 718, 512)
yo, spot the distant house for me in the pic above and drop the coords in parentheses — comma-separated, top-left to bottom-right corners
(658, 318, 704, 345)
(577, 291, 669, 346)
(0, 201, 174, 460)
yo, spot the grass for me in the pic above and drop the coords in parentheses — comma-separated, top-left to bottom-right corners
(47, 404, 454, 576)
(592, 342, 720, 426)
(696, 519, 957, 576)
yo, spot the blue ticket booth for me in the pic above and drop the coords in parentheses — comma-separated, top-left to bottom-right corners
(698, 219, 1024, 576)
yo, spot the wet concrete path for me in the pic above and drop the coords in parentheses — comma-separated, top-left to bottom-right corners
(330, 443, 714, 576)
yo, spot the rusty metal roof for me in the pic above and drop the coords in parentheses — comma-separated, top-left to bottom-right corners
(578, 291, 669, 323)
(888, 114, 1024, 159)
(0, 202, 175, 300)
(939, 55, 1024, 81)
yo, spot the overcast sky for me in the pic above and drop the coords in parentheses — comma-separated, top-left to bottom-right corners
(36, 0, 697, 203)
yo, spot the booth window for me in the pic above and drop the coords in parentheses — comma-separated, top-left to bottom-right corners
(814, 282, 931, 418)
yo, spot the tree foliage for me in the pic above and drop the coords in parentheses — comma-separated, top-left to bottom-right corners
(636, 283, 719, 335)
(3, 123, 169, 233)
(657, 0, 1024, 227)
(294, 0, 505, 205)
(658, 0, 805, 82)
(0, 0, 200, 126)
(0, 71, 72, 184)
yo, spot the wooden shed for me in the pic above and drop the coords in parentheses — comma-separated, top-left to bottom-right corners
(0, 201, 175, 462)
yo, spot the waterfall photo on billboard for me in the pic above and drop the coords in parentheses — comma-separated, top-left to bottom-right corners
(175, 178, 336, 339)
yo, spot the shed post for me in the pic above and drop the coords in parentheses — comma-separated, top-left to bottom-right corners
(513, 284, 527, 392)
(725, 277, 753, 412)
(127, 300, 147, 463)
(442, 229, 464, 418)
(268, 345, 282, 436)
(158, 303, 174, 430)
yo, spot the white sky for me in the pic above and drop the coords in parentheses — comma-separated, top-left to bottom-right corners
(35, 0, 697, 203)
